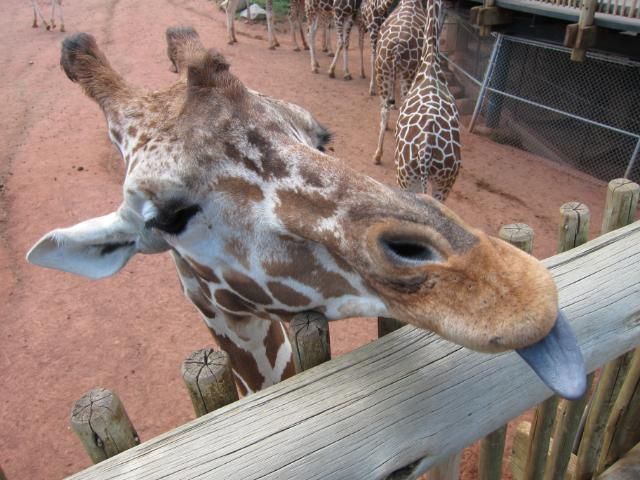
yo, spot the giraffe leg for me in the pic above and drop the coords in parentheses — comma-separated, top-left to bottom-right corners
(341, 17, 353, 80)
(289, 8, 300, 51)
(373, 102, 390, 165)
(309, 16, 320, 73)
(299, 11, 309, 50)
(57, 0, 65, 32)
(266, 0, 279, 49)
(50, 0, 56, 29)
(400, 76, 412, 106)
(327, 18, 343, 79)
(31, 0, 50, 30)
(369, 36, 377, 95)
(358, 23, 365, 79)
(320, 20, 328, 53)
(226, 0, 239, 44)
(290, 19, 300, 51)
(325, 20, 334, 56)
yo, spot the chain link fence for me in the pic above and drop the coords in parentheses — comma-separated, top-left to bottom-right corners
(441, 17, 640, 182)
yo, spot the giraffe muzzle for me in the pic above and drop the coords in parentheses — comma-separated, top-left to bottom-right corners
(515, 310, 586, 400)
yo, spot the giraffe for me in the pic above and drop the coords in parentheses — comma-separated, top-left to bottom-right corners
(327, 0, 362, 80)
(306, 0, 335, 73)
(27, 27, 586, 401)
(289, 0, 309, 51)
(31, 0, 65, 32)
(372, 0, 427, 165)
(358, 0, 398, 93)
(395, 0, 460, 201)
(307, 0, 359, 78)
(223, 0, 280, 48)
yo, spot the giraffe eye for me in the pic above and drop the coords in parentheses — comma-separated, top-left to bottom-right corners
(380, 237, 442, 266)
(145, 204, 201, 235)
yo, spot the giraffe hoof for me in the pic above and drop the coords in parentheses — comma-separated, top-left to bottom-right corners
(60, 25, 65, 32)
(274, 41, 280, 47)
(374, 158, 382, 165)
(293, 47, 300, 52)
(327, 52, 334, 58)
(45, 24, 51, 31)
(328, 71, 335, 79)
(344, 74, 352, 81)
(304, 45, 310, 51)
(32, 22, 38, 28)
(312, 67, 319, 74)
(269, 45, 276, 50)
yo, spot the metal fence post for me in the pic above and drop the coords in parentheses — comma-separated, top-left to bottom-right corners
(624, 138, 640, 179)
(469, 33, 503, 133)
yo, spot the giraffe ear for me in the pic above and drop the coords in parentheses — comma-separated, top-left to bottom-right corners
(26, 212, 140, 279)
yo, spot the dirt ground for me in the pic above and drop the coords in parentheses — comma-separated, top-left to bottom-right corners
(0, 0, 611, 478)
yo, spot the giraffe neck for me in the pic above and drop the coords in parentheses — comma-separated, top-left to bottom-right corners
(417, 0, 445, 83)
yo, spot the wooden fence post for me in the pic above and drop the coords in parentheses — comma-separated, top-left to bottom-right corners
(182, 348, 239, 417)
(479, 223, 534, 480)
(378, 317, 406, 338)
(288, 312, 331, 372)
(571, 180, 640, 478)
(478, 426, 508, 480)
(574, 353, 633, 480)
(538, 203, 593, 480)
(595, 348, 640, 474)
(557, 202, 591, 253)
(498, 223, 534, 254)
(542, 375, 594, 480)
(70, 388, 140, 464)
(601, 179, 639, 234)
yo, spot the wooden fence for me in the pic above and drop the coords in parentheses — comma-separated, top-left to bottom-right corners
(11, 179, 638, 480)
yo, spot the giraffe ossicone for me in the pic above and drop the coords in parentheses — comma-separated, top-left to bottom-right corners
(27, 27, 586, 400)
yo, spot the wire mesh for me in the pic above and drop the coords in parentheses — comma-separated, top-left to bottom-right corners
(443, 22, 640, 183)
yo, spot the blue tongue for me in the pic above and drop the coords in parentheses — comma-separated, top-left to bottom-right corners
(516, 311, 587, 400)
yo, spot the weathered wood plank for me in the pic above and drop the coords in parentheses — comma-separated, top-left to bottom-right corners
(597, 442, 640, 480)
(68, 222, 640, 480)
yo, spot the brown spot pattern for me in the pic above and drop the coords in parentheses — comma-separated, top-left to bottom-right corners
(222, 270, 272, 305)
(263, 241, 358, 299)
(215, 177, 264, 204)
(267, 281, 312, 307)
(265, 321, 286, 369)
(214, 288, 256, 313)
(210, 328, 265, 392)
(186, 257, 221, 283)
(276, 189, 338, 236)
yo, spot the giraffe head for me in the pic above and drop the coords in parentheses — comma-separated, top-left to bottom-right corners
(27, 28, 586, 399)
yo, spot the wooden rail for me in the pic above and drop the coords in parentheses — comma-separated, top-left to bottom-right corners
(67, 221, 640, 480)
(470, 0, 640, 32)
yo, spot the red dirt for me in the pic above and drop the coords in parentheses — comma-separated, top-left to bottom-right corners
(0, 1, 610, 478)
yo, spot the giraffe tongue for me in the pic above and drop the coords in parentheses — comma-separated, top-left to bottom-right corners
(515, 311, 587, 400)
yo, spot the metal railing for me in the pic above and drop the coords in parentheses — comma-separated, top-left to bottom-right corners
(442, 21, 640, 182)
